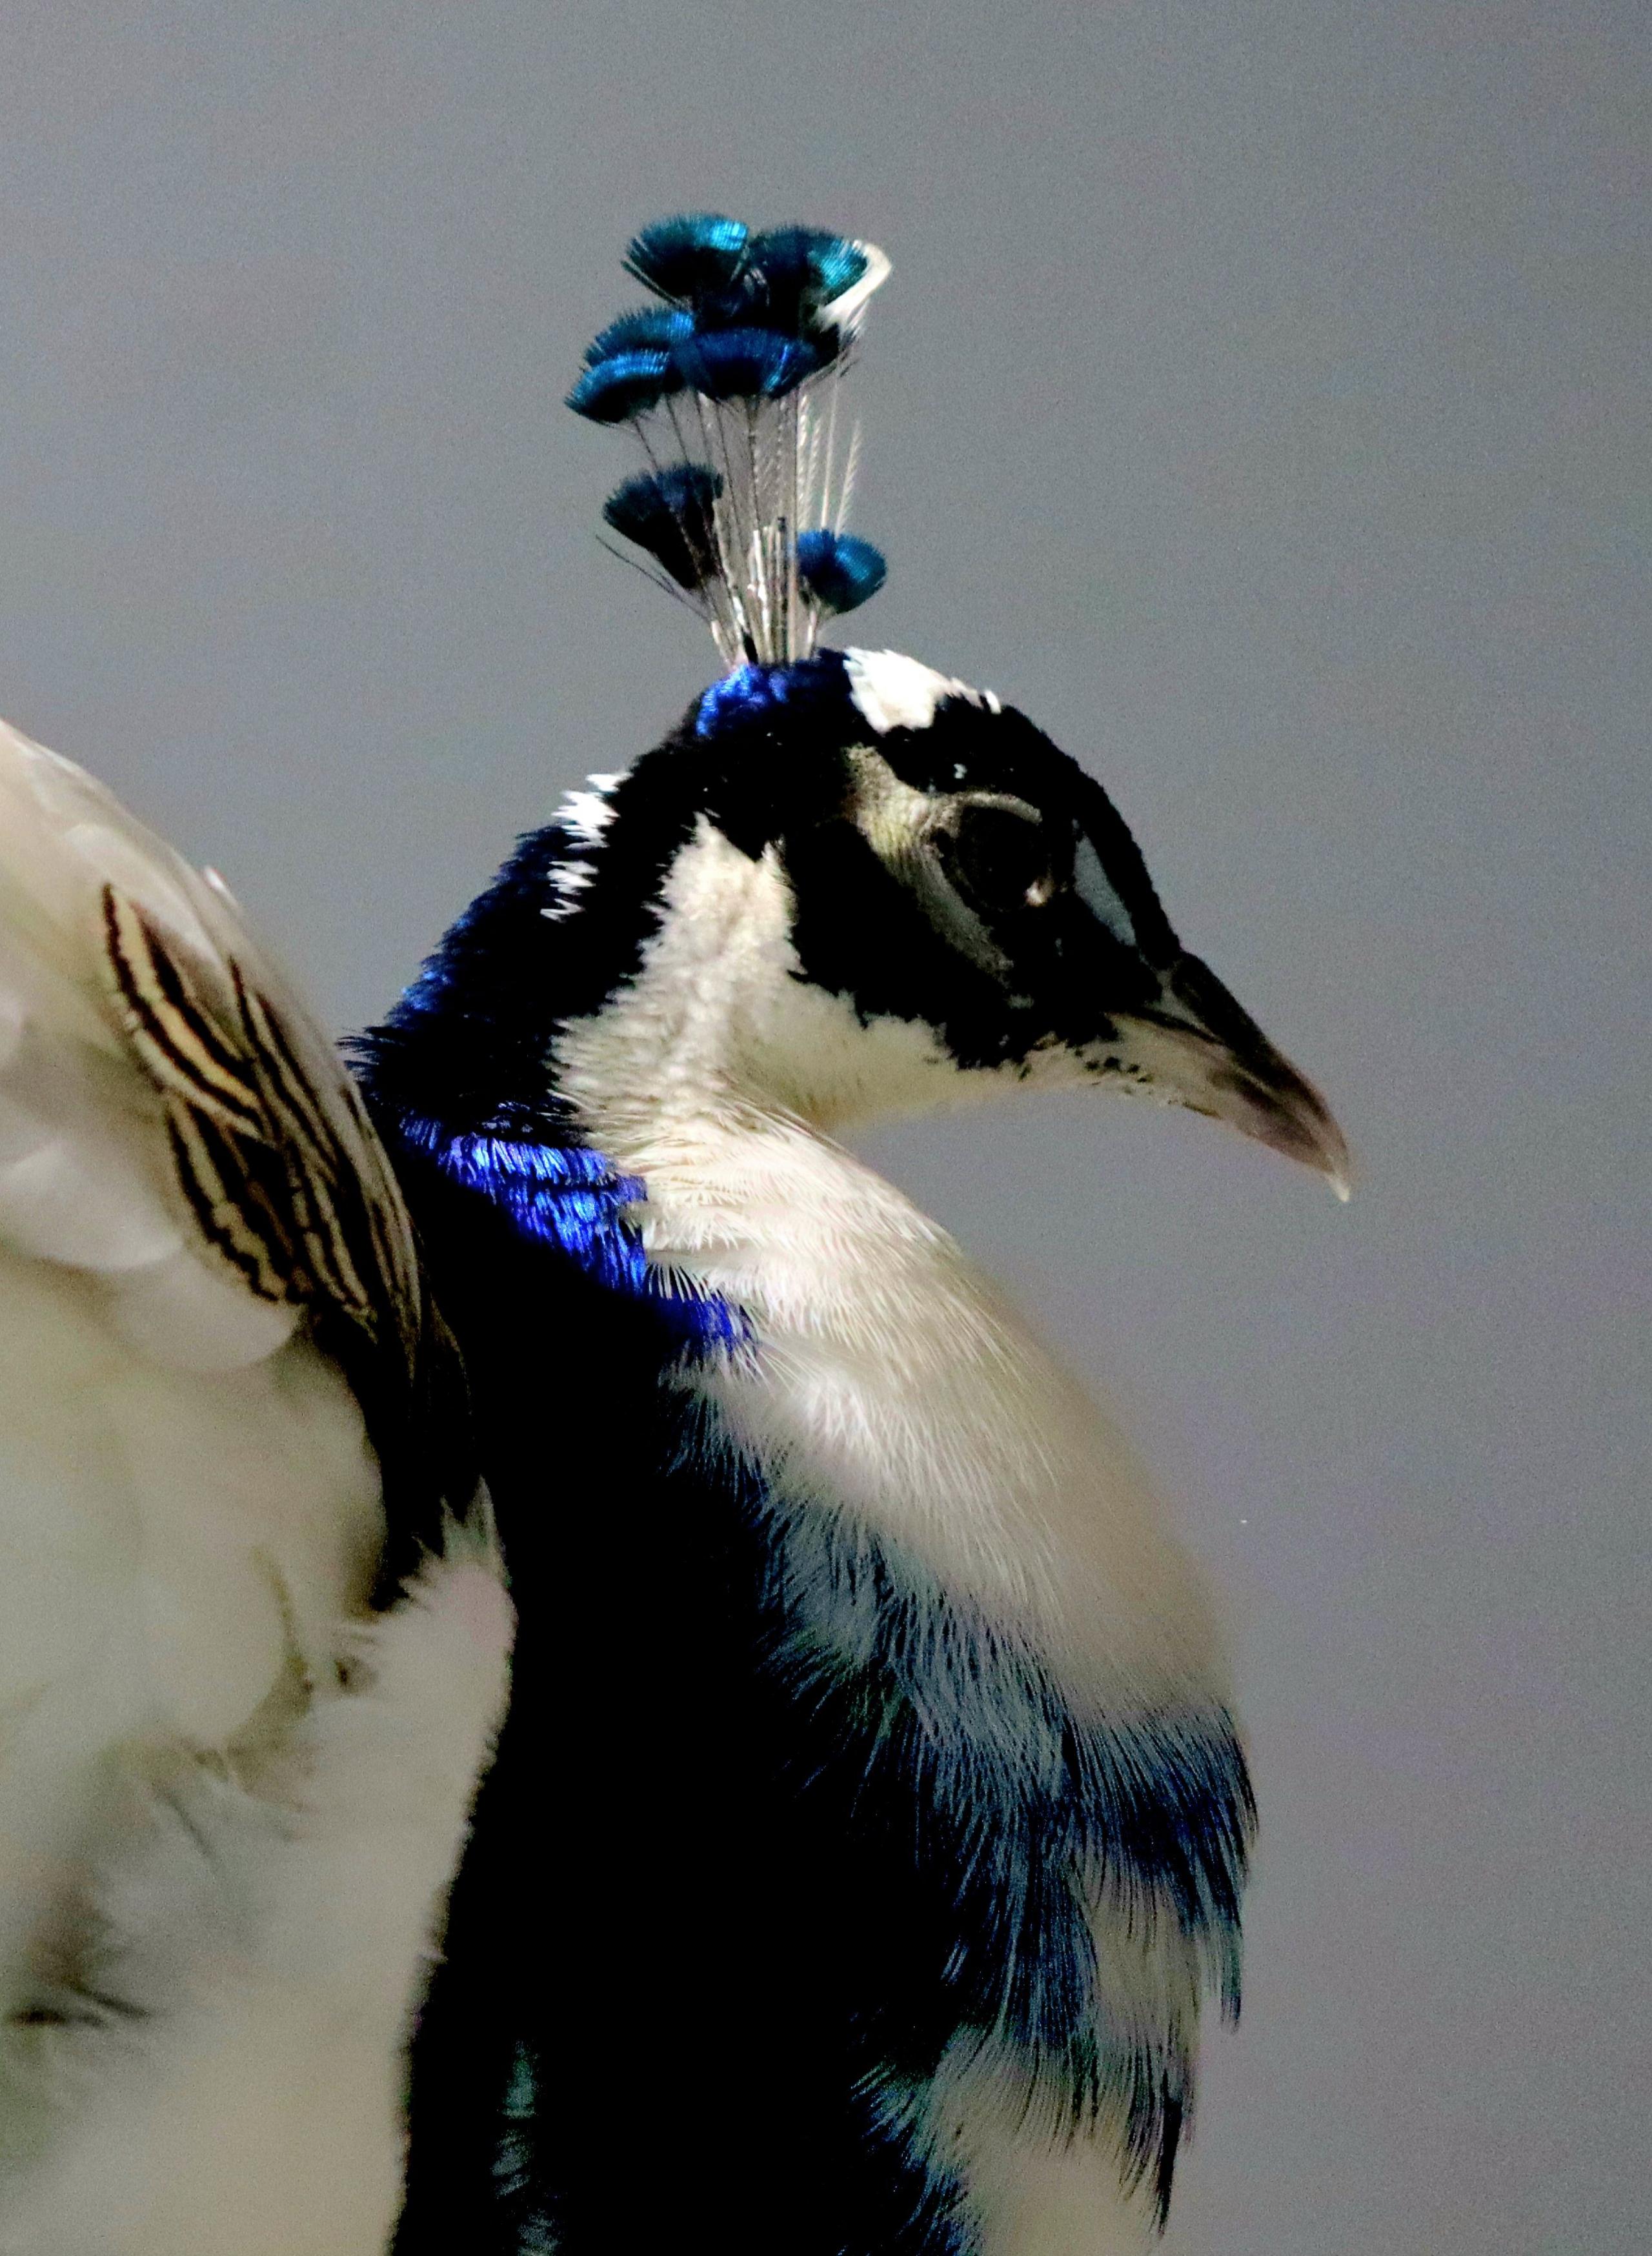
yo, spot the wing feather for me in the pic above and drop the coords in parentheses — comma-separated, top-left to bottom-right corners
(0, 716, 478, 2125)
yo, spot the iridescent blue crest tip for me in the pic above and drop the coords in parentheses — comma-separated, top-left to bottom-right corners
(673, 327, 820, 403)
(582, 306, 694, 367)
(748, 227, 869, 309)
(572, 212, 890, 663)
(623, 213, 749, 302)
(686, 230, 873, 356)
(565, 348, 683, 425)
(796, 530, 888, 616)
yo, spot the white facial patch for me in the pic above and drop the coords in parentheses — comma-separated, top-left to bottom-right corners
(553, 820, 967, 1140)
(844, 648, 1001, 736)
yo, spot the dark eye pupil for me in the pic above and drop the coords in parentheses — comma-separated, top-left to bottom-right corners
(945, 809, 1051, 916)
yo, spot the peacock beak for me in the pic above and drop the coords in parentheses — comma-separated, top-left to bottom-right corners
(1114, 952, 1351, 1198)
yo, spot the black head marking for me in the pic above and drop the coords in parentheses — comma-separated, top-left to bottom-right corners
(780, 679, 1184, 1074)
(354, 650, 1187, 1127)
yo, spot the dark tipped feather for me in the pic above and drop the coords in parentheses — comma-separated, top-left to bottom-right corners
(674, 327, 820, 403)
(623, 212, 749, 303)
(748, 227, 869, 315)
(602, 465, 725, 591)
(570, 214, 891, 662)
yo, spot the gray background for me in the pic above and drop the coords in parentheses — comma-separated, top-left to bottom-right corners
(1, 5, 1646, 2251)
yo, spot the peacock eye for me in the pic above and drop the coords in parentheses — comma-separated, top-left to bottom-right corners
(937, 804, 1060, 920)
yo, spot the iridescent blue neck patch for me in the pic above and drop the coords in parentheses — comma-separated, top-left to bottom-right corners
(396, 1114, 745, 1357)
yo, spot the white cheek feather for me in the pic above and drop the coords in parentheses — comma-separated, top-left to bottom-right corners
(554, 825, 1229, 1720)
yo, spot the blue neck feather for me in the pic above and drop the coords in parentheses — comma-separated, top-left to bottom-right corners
(394, 1113, 744, 1358)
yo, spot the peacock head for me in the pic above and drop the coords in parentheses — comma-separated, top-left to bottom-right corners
(373, 214, 1345, 1193)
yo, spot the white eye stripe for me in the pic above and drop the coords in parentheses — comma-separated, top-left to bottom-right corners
(1074, 836, 1137, 948)
(844, 649, 997, 735)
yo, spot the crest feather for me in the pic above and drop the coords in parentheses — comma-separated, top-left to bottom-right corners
(569, 211, 891, 668)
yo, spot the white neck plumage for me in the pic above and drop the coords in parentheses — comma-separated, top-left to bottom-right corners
(552, 821, 1230, 1722)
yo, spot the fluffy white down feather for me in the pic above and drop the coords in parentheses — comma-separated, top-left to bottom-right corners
(0, 1533, 512, 2256)
(0, 720, 512, 2249)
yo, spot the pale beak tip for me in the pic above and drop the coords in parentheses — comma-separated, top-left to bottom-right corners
(1300, 1110, 1354, 1200)
(1133, 954, 1353, 1203)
